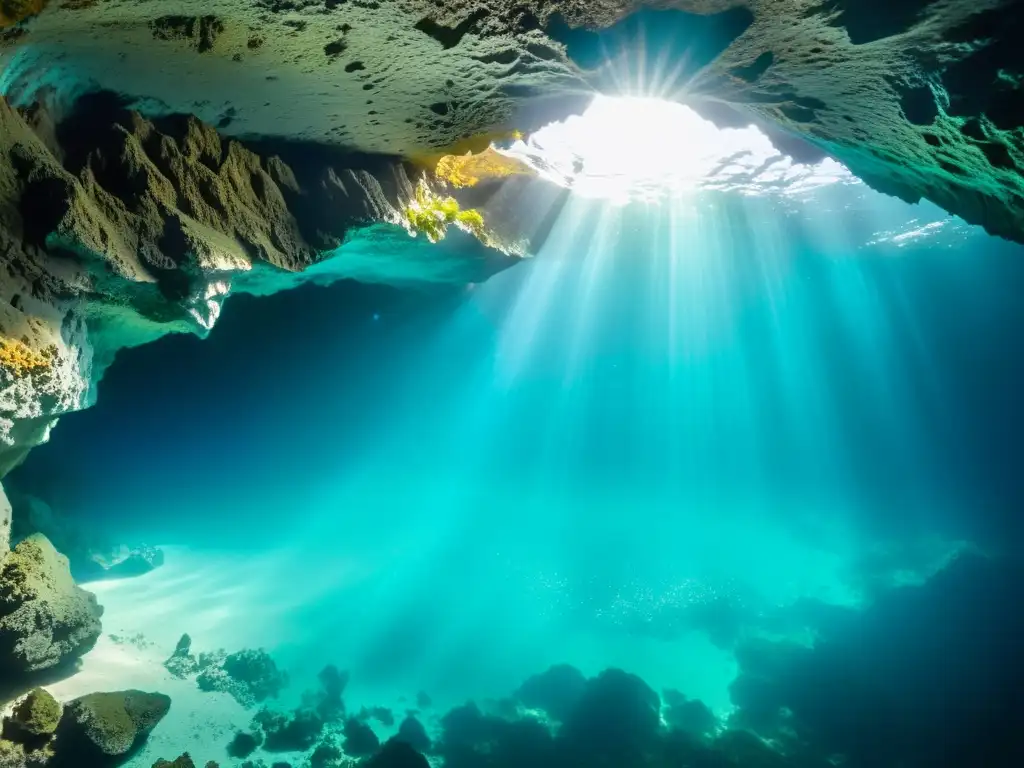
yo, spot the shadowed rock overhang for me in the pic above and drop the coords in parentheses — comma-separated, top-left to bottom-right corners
(0, 0, 1022, 473)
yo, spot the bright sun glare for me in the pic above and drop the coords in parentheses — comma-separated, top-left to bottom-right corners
(499, 96, 853, 204)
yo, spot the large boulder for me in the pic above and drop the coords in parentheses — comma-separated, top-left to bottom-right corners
(55, 690, 170, 764)
(0, 534, 103, 678)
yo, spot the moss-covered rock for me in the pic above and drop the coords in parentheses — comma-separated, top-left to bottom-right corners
(56, 690, 170, 762)
(0, 535, 103, 679)
(8, 688, 61, 738)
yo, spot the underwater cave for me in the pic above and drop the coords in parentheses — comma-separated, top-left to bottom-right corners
(1, 1, 1024, 767)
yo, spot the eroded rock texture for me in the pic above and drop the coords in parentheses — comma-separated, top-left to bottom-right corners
(0, 0, 1021, 469)
(0, 93, 518, 473)
(3, 0, 1021, 243)
(0, 534, 103, 678)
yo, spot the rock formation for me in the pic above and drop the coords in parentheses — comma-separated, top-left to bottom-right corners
(0, 0, 1020, 472)
(151, 757, 219, 768)
(1, 0, 1021, 242)
(6, 492, 163, 582)
(0, 534, 102, 679)
(5, 688, 62, 740)
(0, 92, 522, 475)
(53, 690, 171, 765)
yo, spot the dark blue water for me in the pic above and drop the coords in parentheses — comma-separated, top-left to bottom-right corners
(12, 178, 1024, 767)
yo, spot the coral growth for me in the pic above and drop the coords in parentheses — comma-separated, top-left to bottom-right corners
(0, 534, 103, 679)
(56, 690, 171, 761)
(196, 648, 287, 708)
(0, 341, 52, 381)
(7, 689, 61, 739)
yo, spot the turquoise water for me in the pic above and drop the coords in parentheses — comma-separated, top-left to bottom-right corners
(14, 164, 1024, 766)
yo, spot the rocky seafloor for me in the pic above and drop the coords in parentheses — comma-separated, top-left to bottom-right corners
(1, 487, 1022, 768)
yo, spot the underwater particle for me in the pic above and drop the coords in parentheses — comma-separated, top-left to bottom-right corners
(342, 717, 380, 757)
(227, 730, 263, 758)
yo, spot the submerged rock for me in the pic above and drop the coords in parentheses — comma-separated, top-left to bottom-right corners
(196, 648, 287, 708)
(0, 534, 103, 678)
(366, 739, 430, 768)
(8, 494, 163, 583)
(55, 690, 170, 764)
(5, 688, 61, 740)
(253, 707, 323, 753)
(309, 740, 344, 768)
(163, 634, 199, 679)
(226, 731, 261, 759)
(342, 717, 379, 757)
(151, 756, 219, 768)
(396, 715, 430, 754)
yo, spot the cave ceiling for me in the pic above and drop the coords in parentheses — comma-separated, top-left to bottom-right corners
(2, 0, 1021, 241)
(0, 0, 1021, 474)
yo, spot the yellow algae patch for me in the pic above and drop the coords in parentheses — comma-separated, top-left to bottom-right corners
(0, 0, 47, 28)
(409, 129, 524, 173)
(435, 145, 534, 189)
(0, 338, 53, 378)
(404, 180, 491, 245)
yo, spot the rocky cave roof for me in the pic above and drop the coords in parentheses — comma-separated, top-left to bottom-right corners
(2, 0, 1021, 240)
(0, 0, 1021, 472)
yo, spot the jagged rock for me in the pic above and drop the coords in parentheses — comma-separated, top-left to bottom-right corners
(3, 0, 1022, 247)
(197, 648, 286, 708)
(5, 688, 61, 740)
(0, 534, 103, 678)
(55, 690, 170, 763)
(0, 92, 519, 475)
